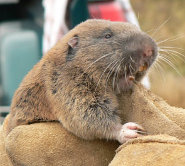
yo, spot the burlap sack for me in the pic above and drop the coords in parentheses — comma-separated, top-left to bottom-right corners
(0, 126, 13, 166)
(119, 84, 185, 139)
(109, 135, 185, 166)
(4, 122, 118, 166)
(1, 84, 185, 166)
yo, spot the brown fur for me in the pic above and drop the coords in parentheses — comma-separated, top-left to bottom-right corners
(5, 19, 157, 142)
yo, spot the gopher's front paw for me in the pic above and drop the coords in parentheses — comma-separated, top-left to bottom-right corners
(116, 122, 146, 144)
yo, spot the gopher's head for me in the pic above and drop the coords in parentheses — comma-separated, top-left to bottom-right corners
(49, 19, 158, 92)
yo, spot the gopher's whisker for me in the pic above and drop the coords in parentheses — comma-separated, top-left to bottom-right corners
(159, 49, 185, 63)
(130, 56, 136, 64)
(152, 60, 166, 82)
(124, 65, 128, 84)
(112, 41, 122, 46)
(159, 46, 184, 51)
(95, 59, 118, 91)
(85, 52, 114, 72)
(160, 48, 185, 58)
(151, 17, 170, 37)
(129, 64, 134, 76)
(112, 62, 121, 91)
(116, 63, 121, 93)
(157, 34, 184, 45)
(158, 55, 182, 77)
(105, 60, 120, 93)
(145, 28, 157, 34)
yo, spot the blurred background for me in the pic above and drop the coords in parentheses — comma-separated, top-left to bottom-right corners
(131, 0, 185, 108)
(0, 0, 184, 122)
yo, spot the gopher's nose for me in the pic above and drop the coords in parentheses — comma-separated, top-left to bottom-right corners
(143, 47, 153, 57)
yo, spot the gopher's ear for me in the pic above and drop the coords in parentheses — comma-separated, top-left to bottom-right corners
(66, 36, 79, 61)
(68, 36, 78, 48)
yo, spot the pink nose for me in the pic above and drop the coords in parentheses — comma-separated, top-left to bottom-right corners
(143, 48, 153, 57)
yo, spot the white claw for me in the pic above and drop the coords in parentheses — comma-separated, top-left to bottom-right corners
(115, 122, 146, 144)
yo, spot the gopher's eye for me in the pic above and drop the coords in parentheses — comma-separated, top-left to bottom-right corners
(105, 33, 112, 39)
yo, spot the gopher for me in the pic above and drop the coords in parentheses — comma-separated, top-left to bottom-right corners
(5, 20, 157, 143)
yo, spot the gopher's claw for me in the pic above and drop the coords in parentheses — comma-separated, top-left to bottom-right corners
(116, 122, 146, 144)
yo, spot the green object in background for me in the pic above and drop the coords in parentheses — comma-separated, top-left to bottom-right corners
(0, 30, 40, 105)
(69, 0, 90, 29)
(0, 21, 23, 105)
